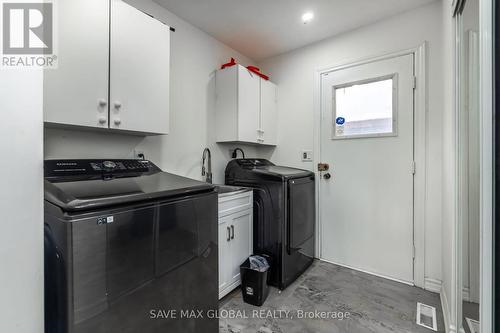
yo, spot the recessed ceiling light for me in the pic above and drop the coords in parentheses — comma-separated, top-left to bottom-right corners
(302, 11, 314, 24)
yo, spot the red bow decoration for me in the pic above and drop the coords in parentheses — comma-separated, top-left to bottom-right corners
(220, 58, 270, 81)
(220, 57, 237, 69)
(246, 65, 269, 80)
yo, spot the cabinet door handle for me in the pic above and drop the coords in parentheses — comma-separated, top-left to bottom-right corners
(231, 225, 234, 239)
(227, 227, 231, 241)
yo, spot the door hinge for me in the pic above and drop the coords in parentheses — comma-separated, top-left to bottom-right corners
(411, 161, 416, 175)
(413, 76, 417, 89)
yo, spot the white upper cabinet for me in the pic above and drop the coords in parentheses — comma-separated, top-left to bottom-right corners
(110, 0, 170, 134)
(237, 66, 261, 144)
(260, 79, 278, 145)
(44, 0, 170, 135)
(215, 64, 278, 146)
(44, 0, 110, 129)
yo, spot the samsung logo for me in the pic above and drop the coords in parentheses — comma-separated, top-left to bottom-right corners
(56, 162, 77, 166)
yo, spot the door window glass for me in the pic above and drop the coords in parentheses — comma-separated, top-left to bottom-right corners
(333, 75, 397, 139)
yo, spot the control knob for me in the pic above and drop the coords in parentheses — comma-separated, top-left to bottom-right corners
(102, 161, 117, 170)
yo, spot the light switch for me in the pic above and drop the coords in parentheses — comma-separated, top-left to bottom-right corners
(302, 150, 313, 162)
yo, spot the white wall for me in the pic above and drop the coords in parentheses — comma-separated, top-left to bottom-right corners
(0, 71, 44, 332)
(44, 0, 274, 184)
(257, 2, 444, 285)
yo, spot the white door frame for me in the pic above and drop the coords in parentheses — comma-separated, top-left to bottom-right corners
(313, 43, 428, 288)
(467, 30, 480, 304)
(478, 0, 493, 331)
(454, 0, 494, 331)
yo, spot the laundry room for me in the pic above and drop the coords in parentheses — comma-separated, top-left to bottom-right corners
(1, 0, 495, 333)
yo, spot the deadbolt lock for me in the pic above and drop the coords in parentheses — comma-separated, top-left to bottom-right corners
(317, 163, 329, 172)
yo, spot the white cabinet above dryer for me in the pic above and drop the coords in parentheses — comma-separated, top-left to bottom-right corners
(44, 0, 170, 135)
(215, 65, 277, 146)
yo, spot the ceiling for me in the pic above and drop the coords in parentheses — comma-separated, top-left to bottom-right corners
(154, 0, 437, 61)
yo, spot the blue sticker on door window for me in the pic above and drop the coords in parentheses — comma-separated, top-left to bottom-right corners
(336, 117, 345, 125)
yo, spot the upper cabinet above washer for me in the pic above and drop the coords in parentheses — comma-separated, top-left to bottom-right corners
(44, 0, 170, 135)
(109, 0, 170, 134)
(43, 0, 110, 130)
(215, 65, 278, 146)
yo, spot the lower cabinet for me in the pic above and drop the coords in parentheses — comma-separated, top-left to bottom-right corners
(218, 191, 253, 299)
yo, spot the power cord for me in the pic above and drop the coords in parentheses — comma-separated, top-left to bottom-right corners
(231, 148, 245, 159)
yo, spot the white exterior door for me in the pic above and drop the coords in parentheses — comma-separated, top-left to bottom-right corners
(319, 54, 415, 284)
(110, 0, 170, 134)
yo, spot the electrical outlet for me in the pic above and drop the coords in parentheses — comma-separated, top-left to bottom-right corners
(302, 150, 313, 162)
(134, 149, 145, 159)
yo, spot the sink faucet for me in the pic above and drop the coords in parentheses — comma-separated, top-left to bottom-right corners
(202, 148, 212, 184)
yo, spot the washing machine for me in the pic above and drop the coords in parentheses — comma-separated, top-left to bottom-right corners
(44, 159, 218, 333)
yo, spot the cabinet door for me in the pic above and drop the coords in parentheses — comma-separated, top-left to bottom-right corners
(44, 0, 109, 128)
(228, 209, 253, 282)
(110, 0, 170, 134)
(218, 218, 231, 293)
(260, 79, 278, 145)
(237, 66, 260, 143)
(215, 66, 239, 142)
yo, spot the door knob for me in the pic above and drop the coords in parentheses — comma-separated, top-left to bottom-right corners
(114, 119, 121, 126)
(114, 101, 122, 109)
(98, 99, 107, 107)
(98, 117, 107, 125)
(323, 173, 332, 180)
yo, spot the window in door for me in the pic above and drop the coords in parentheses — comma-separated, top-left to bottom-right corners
(332, 74, 397, 139)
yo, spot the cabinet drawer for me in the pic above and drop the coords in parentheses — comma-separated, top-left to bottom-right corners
(218, 191, 253, 218)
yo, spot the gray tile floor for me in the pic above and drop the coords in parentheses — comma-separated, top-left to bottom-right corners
(462, 301, 480, 333)
(220, 260, 444, 333)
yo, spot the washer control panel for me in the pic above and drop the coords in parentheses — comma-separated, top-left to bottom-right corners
(89, 160, 150, 172)
(45, 159, 157, 180)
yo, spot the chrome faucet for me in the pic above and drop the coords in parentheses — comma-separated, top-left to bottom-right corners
(202, 148, 212, 184)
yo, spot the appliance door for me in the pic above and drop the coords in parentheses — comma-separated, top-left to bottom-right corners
(70, 193, 218, 333)
(287, 176, 315, 254)
(72, 204, 155, 333)
(154, 193, 218, 333)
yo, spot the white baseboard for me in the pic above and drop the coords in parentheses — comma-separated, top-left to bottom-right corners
(219, 280, 241, 300)
(440, 286, 457, 333)
(424, 278, 442, 293)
